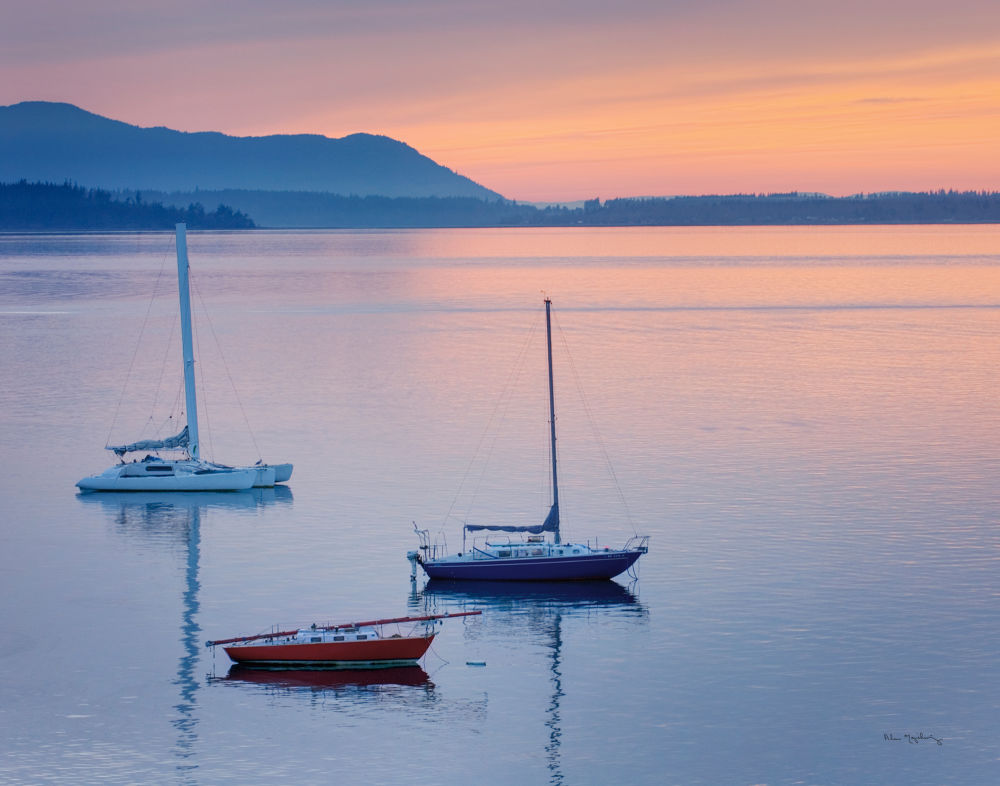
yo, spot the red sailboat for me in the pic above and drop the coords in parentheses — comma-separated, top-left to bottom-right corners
(206, 611, 481, 668)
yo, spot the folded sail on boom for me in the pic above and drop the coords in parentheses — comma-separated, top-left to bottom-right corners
(107, 425, 190, 456)
(464, 502, 559, 535)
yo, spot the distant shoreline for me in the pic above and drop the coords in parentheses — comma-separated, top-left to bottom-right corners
(2, 181, 998, 230)
(4, 221, 999, 236)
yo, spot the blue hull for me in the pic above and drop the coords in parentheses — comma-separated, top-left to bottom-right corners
(419, 550, 641, 581)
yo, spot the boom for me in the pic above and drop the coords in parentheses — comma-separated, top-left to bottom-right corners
(206, 610, 481, 647)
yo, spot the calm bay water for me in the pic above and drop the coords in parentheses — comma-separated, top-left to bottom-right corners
(1, 226, 998, 785)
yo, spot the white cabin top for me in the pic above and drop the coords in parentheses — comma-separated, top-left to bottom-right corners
(294, 626, 381, 644)
(236, 626, 383, 648)
(423, 539, 619, 564)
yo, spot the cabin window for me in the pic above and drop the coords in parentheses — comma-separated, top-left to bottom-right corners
(146, 465, 173, 472)
(357, 635, 367, 640)
(531, 549, 543, 556)
(333, 636, 345, 642)
(497, 550, 511, 558)
(573, 549, 581, 554)
(310, 637, 321, 643)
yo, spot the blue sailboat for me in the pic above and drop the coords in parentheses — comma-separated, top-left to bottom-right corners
(408, 298, 648, 581)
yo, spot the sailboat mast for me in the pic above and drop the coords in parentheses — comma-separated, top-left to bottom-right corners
(545, 298, 560, 544)
(175, 223, 200, 460)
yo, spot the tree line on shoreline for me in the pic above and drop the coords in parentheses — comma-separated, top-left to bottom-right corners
(582, 191, 1000, 226)
(3, 180, 999, 230)
(0, 181, 255, 230)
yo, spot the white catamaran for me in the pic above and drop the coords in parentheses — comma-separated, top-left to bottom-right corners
(77, 224, 292, 492)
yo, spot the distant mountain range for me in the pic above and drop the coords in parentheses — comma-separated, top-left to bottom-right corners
(3, 101, 998, 230)
(0, 101, 501, 200)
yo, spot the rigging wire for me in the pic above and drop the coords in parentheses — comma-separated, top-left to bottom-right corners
(151, 379, 186, 442)
(464, 310, 544, 526)
(104, 235, 173, 449)
(442, 309, 543, 530)
(552, 309, 637, 535)
(149, 303, 179, 434)
(190, 268, 264, 462)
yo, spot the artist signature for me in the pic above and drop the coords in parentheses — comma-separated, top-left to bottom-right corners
(884, 732, 943, 746)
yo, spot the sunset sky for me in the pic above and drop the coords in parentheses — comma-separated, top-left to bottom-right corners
(2, 0, 999, 202)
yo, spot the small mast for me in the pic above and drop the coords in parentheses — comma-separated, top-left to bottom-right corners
(544, 297, 560, 544)
(175, 223, 200, 460)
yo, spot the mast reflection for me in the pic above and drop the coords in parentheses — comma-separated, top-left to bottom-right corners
(546, 612, 565, 785)
(411, 580, 646, 785)
(77, 488, 292, 779)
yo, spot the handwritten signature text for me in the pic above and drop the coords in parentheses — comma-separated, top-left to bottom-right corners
(884, 732, 943, 746)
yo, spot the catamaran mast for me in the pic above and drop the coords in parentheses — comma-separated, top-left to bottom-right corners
(176, 224, 200, 460)
(545, 297, 560, 544)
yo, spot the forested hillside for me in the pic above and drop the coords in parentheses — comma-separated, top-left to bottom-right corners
(0, 181, 254, 230)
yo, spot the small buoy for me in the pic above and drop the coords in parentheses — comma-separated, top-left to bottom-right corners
(466, 660, 487, 667)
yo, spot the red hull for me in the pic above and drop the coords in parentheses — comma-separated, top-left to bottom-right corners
(224, 634, 435, 667)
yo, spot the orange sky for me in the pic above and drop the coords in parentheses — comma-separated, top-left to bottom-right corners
(2, 1, 999, 202)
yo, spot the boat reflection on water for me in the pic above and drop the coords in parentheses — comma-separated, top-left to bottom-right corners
(77, 487, 292, 780)
(207, 662, 440, 713)
(411, 579, 646, 785)
(415, 577, 645, 612)
(76, 485, 294, 520)
(213, 664, 432, 692)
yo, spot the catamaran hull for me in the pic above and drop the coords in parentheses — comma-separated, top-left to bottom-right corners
(224, 635, 435, 668)
(269, 463, 294, 483)
(418, 550, 642, 581)
(252, 466, 276, 487)
(247, 463, 293, 486)
(76, 469, 257, 491)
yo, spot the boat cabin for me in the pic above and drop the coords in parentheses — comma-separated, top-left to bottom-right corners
(478, 540, 603, 559)
(121, 458, 175, 477)
(294, 626, 381, 644)
(411, 527, 620, 566)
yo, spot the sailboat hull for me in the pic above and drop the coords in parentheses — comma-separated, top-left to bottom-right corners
(223, 635, 435, 668)
(418, 549, 643, 581)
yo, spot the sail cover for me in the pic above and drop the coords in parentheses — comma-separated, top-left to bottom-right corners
(108, 426, 189, 456)
(465, 502, 559, 535)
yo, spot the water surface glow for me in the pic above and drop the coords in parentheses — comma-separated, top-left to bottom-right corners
(1, 226, 998, 784)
